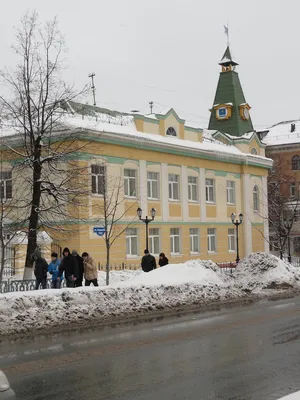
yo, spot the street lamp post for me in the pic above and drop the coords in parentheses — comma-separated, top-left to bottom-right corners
(137, 207, 156, 252)
(231, 213, 243, 264)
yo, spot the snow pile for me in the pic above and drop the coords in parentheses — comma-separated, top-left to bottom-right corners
(115, 259, 230, 288)
(98, 269, 142, 286)
(0, 260, 240, 337)
(234, 253, 300, 292)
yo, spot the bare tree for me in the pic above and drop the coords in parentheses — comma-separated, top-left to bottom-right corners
(0, 12, 87, 278)
(267, 155, 299, 259)
(93, 164, 137, 285)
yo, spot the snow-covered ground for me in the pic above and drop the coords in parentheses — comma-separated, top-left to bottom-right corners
(0, 254, 299, 337)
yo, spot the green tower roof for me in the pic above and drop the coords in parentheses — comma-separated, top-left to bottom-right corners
(208, 46, 254, 137)
(219, 46, 238, 66)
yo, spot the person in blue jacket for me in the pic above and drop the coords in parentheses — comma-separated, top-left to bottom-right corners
(48, 252, 62, 289)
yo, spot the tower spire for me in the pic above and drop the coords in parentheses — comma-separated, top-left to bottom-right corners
(208, 45, 253, 137)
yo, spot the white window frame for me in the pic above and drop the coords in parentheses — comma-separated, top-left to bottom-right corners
(126, 228, 138, 257)
(147, 172, 159, 200)
(205, 178, 215, 203)
(189, 228, 200, 254)
(0, 171, 12, 200)
(188, 176, 198, 202)
(170, 228, 181, 255)
(149, 228, 160, 255)
(124, 169, 137, 198)
(226, 180, 236, 205)
(207, 228, 216, 253)
(168, 174, 180, 201)
(228, 228, 236, 252)
(91, 165, 106, 196)
(253, 185, 260, 212)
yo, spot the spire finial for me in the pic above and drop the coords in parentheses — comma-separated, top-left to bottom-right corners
(224, 22, 230, 47)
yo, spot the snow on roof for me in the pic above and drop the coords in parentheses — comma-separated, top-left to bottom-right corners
(61, 115, 244, 157)
(263, 120, 300, 146)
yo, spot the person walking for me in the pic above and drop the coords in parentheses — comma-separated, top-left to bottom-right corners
(72, 250, 84, 287)
(48, 252, 62, 289)
(33, 248, 48, 290)
(58, 247, 78, 288)
(141, 249, 156, 272)
(82, 252, 98, 286)
(158, 252, 169, 267)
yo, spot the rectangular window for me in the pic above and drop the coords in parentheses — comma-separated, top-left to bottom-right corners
(205, 178, 215, 203)
(0, 171, 12, 200)
(190, 228, 200, 253)
(149, 228, 160, 255)
(124, 169, 137, 197)
(188, 176, 198, 201)
(168, 174, 180, 200)
(91, 165, 105, 195)
(290, 183, 296, 197)
(207, 228, 216, 252)
(147, 172, 159, 199)
(126, 228, 138, 256)
(228, 228, 236, 252)
(170, 228, 180, 254)
(226, 181, 236, 204)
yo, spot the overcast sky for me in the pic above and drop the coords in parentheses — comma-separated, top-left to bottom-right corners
(0, 0, 298, 129)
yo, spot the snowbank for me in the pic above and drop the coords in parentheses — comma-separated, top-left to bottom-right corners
(114, 259, 229, 288)
(0, 259, 240, 337)
(1, 255, 300, 337)
(234, 253, 300, 292)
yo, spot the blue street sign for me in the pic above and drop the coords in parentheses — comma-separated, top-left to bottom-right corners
(93, 227, 106, 237)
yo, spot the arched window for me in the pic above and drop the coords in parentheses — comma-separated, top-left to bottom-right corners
(166, 127, 177, 137)
(253, 185, 259, 212)
(291, 155, 300, 170)
(251, 148, 258, 155)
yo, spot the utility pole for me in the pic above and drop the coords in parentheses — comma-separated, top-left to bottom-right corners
(149, 101, 154, 114)
(89, 73, 96, 106)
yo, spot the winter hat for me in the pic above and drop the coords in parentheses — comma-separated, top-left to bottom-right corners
(63, 247, 70, 256)
(32, 248, 41, 260)
(71, 250, 78, 256)
(51, 252, 58, 258)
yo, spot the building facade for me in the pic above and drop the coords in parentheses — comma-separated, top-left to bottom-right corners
(2, 46, 272, 273)
(262, 120, 300, 257)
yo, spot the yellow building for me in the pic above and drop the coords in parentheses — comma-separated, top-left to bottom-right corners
(3, 46, 272, 272)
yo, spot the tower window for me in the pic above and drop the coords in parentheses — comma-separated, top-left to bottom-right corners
(251, 148, 258, 155)
(217, 107, 227, 119)
(166, 127, 177, 137)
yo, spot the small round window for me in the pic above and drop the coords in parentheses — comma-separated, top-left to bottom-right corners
(251, 148, 258, 155)
(166, 127, 177, 137)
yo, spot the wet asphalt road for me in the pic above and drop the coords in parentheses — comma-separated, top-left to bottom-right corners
(1, 296, 300, 400)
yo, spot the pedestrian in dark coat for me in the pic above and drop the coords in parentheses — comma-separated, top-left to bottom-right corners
(158, 252, 169, 267)
(32, 248, 48, 290)
(58, 247, 78, 288)
(72, 250, 84, 287)
(141, 249, 156, 272)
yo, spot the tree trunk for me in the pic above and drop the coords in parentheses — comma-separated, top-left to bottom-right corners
(0, 237, 5, 284)
(23, 155, 42, 279)
(279, 250, 283, 260)
(106, 241, 110, 286)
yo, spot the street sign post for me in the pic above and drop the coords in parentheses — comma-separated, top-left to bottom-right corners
(93, 227, 106, 237)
